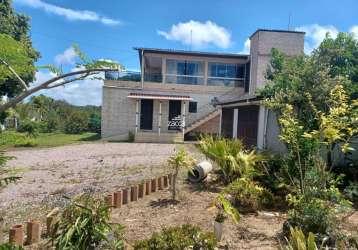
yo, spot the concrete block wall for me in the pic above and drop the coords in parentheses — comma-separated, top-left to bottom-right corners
(250, 30, 305, 94)
(101, 85, 240, 140)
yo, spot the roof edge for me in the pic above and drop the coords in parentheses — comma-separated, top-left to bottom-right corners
(249, 29, 306, 39)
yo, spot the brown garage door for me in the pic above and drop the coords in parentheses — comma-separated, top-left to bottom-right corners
(237, 105, 259, 147)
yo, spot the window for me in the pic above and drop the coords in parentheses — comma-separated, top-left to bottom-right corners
(208, 62, 245, 87)
(189, 102, 197, 113)
(144, 56, 162, 82)
(166, 59, 204, 85)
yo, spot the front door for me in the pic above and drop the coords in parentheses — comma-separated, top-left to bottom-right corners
(140, 99, 153, 130)
(168, 100, 182, 131)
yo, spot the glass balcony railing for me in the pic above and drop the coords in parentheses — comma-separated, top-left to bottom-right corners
(105, 71, 141, 82)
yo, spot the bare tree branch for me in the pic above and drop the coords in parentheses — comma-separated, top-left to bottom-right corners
(0, 68, 111, 113)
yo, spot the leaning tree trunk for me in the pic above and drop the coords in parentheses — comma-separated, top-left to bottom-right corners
(172, 164, 179, 200)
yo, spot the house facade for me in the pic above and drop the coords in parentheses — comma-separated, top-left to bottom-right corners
(101, 29, 305, 149)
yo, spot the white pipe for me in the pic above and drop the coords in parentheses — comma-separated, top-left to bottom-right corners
(188, 161, 213, 183)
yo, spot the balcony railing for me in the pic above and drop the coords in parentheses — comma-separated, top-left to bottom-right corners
(105, 71, 141, 82)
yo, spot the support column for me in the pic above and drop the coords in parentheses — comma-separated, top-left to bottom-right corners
(257, 105, 266, 150)
(182, 101, 186, 139)
(158, 101, 162, 136)
(218, 107, 222, 137)
(232, 108, 238, 139)
(135, 100, 139, 134)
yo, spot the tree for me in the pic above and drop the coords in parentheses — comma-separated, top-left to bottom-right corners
(312, 32, 358, 99)
(0, 42, 121, 113)
(0, 0, 40, 98)
(167, 148, 195, 201)
(64, 111, 89, 134)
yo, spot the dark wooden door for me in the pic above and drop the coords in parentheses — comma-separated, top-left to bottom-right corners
(140, 99, 153, 130)
(168, 100, 182, 130)
(237, 106, 259, 147)
(221, 108, 234, 138)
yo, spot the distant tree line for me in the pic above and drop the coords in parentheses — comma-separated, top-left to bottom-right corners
(3, 94, 101, 135)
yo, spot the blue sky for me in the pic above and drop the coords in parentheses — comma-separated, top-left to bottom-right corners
(12, 0, 358, 106)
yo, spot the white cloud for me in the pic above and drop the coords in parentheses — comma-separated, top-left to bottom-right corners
(239, 39, 250, 54)
(158, 20, 231, 49)
(31, 70, 103, 106)
(296, 24, 338, 53)
(54, 47, 77, 66)
(350, 26, 358, 39)
(15, 0, 121, 26)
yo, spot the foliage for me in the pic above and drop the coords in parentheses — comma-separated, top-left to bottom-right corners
(167, 148, 195, 200)
(17, 119, 39, 137)
(344, 181, 358, 205)
(0, 150, 20, 187)
(53, 194, 124, 250)
(283, 227, 322, 250)
(0, 131, 37, 147)
(128, 131, 135, 142)
(0, 243, 24, 250)
(64, 111, 89, 134)
(213, 193, 240, 224)
(88, 113, 101, 133)
(133, 224, 217, 250)
(225, 177, 273, 212)
(199, 135, 245, 183)
(0, 0, 39, 98)
(312, 32, 358, 99)
(286, 168, 352, 240)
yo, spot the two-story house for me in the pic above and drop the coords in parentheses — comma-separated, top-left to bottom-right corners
(101, 29, 305, 151)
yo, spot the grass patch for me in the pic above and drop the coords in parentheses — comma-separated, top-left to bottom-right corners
(0, 131, 100, 149)
(35, 132, 100, 147)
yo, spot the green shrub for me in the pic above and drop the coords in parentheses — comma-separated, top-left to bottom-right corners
(64, 111, 89, 134)
(283, 227, 321, 250)
(128, 131, 135, 142)
(225, 177, 273, 212)
(88, 114, 101, 133)
(53, 194, 124, 249)
(199, 135, 256, 183)
(0, 243, 24, 250)
(0, 131, 37, 148)
(133, 224, 216, 250)
(17, 119, 39, 137)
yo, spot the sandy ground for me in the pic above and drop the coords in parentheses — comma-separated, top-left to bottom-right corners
(0, 142, 356, 249)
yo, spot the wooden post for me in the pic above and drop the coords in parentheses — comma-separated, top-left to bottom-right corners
(151, 178, 157, 192)
(138, 183, 144, 198)
(113, 191, 122, 208)
(163, 175, 168, 188)
(122, 188, 129, 205)
(145, 180, 151, 195)
(105, 194, 113, 208)
(157, 176, 163, 190)
(9, 225, 24, 246)
(26, 220, 41, 245)
(131, 186, 138, 201)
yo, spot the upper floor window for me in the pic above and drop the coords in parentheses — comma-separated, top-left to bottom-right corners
(144, 56, 162, 83)
(208, 62, 245, 87)
(166, 59, 204, 85)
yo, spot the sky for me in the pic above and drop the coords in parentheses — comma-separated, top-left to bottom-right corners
(12, 0, 358, 106)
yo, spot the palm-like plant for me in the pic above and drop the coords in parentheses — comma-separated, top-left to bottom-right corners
(53, 195, 124, 250)
(167, 148, 195, 201)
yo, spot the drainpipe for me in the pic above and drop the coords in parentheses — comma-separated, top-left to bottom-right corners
(141, 49, 144, 89)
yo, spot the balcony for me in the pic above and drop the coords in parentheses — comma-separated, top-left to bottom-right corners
(104, 71, 163, 83)
(105, 71, 141, 82)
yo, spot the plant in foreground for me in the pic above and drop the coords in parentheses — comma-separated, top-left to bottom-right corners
(52, 194, 124, 250)
(133, 224, 216, 250)
(167, 148, 195, 201)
